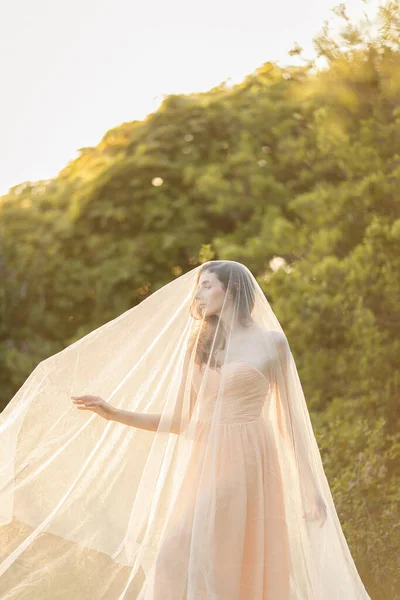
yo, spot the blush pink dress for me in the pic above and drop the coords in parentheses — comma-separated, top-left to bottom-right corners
(150, 360, 291, 600)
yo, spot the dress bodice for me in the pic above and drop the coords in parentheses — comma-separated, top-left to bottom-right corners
(191, 361, 270, 424)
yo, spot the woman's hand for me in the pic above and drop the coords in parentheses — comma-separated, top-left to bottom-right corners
(71, 395, 115, 421)
(303, 491, 328, 528)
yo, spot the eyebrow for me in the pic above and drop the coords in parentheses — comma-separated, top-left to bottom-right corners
(200, 279, 211, 285)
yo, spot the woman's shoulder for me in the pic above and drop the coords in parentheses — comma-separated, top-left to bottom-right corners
(256, 326, 288, 347)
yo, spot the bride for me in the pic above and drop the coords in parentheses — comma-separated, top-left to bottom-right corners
(0, 260, 371, 599)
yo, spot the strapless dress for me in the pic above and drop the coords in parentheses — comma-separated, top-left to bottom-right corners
(150, 360, 290, 600)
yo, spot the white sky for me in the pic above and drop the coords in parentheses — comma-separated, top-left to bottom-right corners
(0, 0, 379, 196)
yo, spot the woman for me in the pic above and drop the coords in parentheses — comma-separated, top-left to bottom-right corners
(0, 260, 371, 599)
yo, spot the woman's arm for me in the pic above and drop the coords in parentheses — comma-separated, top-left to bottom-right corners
(272, 331, 328, 525)
(71, 394, 162, 430)
(71, 396, 181, 434)
(71, 345, 196, 435)
(110, 407, 162, 431)
(110, 405, 191, 435)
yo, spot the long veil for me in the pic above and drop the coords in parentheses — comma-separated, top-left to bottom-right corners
(0, 260, 371, 599)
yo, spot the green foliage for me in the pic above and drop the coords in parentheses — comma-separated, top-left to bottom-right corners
(1, 2, 400, 596)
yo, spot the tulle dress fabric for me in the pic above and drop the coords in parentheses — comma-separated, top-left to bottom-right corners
(0, 260, 372, 599)
(150, 361, 290, 600)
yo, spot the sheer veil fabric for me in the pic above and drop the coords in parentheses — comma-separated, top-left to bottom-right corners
(0, 260, 371, 599)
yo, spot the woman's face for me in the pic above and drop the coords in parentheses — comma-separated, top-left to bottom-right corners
(194, 270, 227, 318)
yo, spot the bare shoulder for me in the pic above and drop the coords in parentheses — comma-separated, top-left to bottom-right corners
(246, 327, 288, 375)
(257, 329, 291, 362)
(256, 326, 288, 347)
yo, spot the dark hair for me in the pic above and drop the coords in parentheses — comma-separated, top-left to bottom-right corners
(189, 261, 256, 370)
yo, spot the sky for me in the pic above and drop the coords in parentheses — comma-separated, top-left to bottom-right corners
(0, 0, 380, 197)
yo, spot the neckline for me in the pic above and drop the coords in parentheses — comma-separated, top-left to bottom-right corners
(197, 360, 268, 382)
(223, 360, 268, 382)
